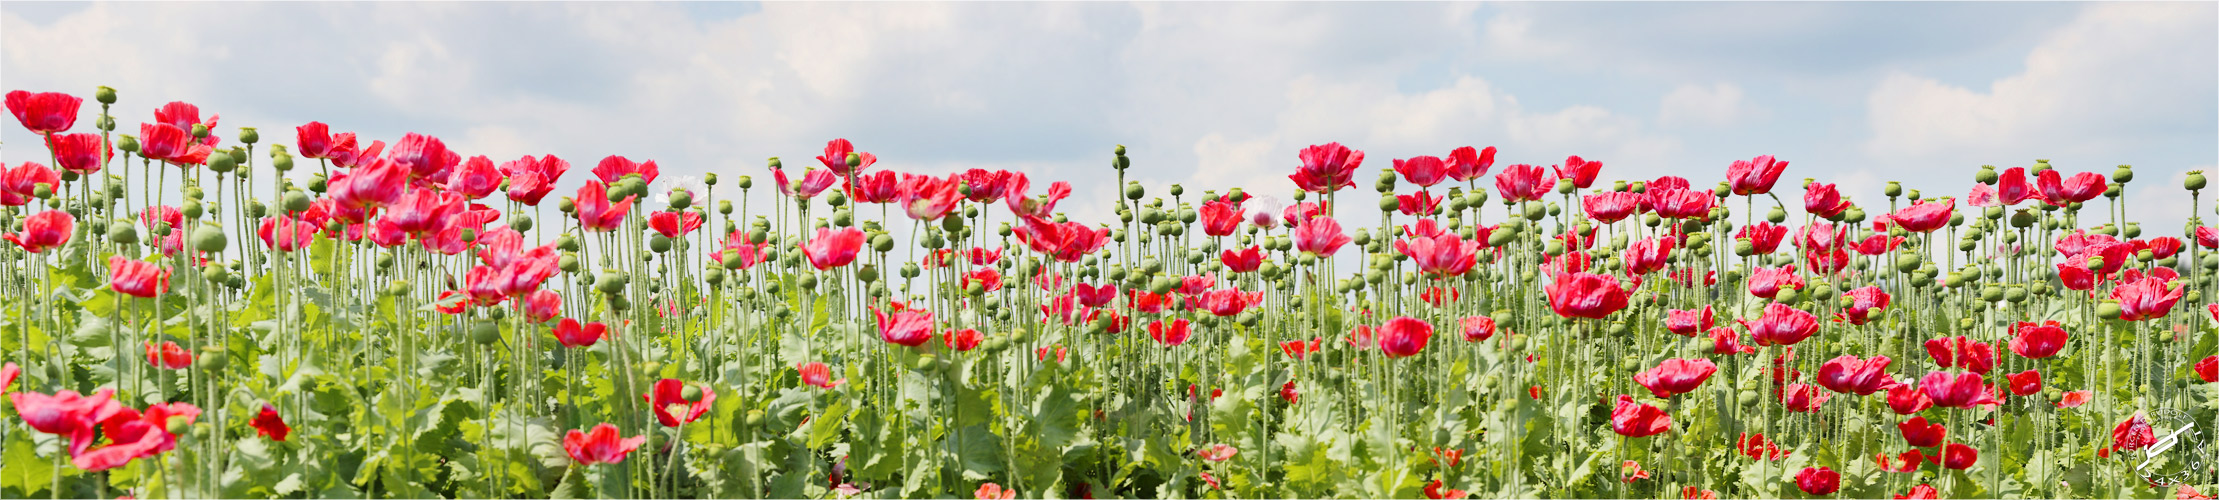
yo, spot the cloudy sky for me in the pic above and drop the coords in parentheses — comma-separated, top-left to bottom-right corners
(4, 2, 2214, 234)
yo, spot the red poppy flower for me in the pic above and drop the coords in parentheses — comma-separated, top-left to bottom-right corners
(2111, 276, 2184, 321)
(11, 388, 120, 456)
(974, 483, 1016, 500)
(563, 423, 645, 465)
(1397, 233, 1482, 278)
(1817, 355, 1897, 395)
(108, 256, 173, 298)
(1197, 443, 1238, 462)
(519, 290, 562, 324)
(251, 403, 290, 441)
(44, 133, 108, 174)
(1610, 395, 1671, 437)
(1012, 218, 1111, 263)
(1663, 306, 1714, 336)
(1191, 288, 1262, 317)
(1376, 316, 1433, 358)
(1778, 383, 1831, 413)
(1289, 142, 1364, 193)
(1804, 182, 1851, 218)
(4, 209, 73, 253)
(1745, 265, 1804, 299)
(1293, 216, 1353, 256)
(1279, 380, 1299, 404)
(1445, 146, 1495, 181)
(1736, 432, 1786, 460)
(1388, 155, 1448, 188)
(0, 161, 59, 207)
(2112, 411, 2158, 454)
(1887, 385, 1933, 415)
(1796, 466, 1840, 495)
(1931, 443, 1977, 469)
(797, 362, 845, 389)
(944, 329, 983, 352)
(645, 379, 714, 427)
(2006, 370, 2042, 395)
(1744, 303, 1820, 347)
(572, 180, 635, 232)
(1877, 449, 1924, 472)
(1148, 318, 1193, 347)
(1834, 286, 1890, 325)
(1919, 371, 1999, 409)
(1897, 483, 1939, 499)
(1898, 416, 1945, 447)
(1396, 190, 1444, 216)
(874, 306, 934, 347)
(1646, 187, 1713, 219)
(1925, 336, 1997, 374)
(1726, 154, 1789, 196)
(1545, 272, 1628, 319)
(1622, 236, 1674, 276)
(6, 90, 82, 133)
(1553, 155, 1602, 189)
(552, 318, 606, 348)
(2037, 169, 2107, 206)
(0, 362, 16, 393)
(1494, 163, 1555, 203)
(1634, 358, 1717, 398)
(1423, 479, 1469, 500)
(1583, 191, 1641, 223)
(1218, 245, 1266, 273)
(144, 341, 193, 370)
(813, 138, 876, 178)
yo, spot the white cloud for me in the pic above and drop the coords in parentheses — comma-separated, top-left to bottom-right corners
(1659, 83, 1758, 128)
(1863, 3, 2217, 166)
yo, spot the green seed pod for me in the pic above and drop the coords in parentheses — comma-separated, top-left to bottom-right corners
(190, 224, 227, 253)
(556, 234, 580, 251)
(856, 264, 878, 282)
(2124, 222, 2141, 239)
(204, 151, 236, 174)
(95, 86, 118, 104)
(596, 271, 629, 295)
(1149, 275, 1180, 294)
(648, 234, 672, 253)
(1738, 389, 1760, 407)
(107, 223, 139, 244)
(384, 279, 412, 297)
(1975, 165, 1998, 184)
(471, 322, 501, 345)
(197, 349, 229, 371)
(2113, 164, 2134, 183)
(1125, 182, 1145, 200)
(237, 127, 259, 145)
(901, 262, 922, 279)
(1378, 195, 1401, 211)
(117, 134, 140, 153)
(2189, 171, 2208, 191)
(1522, 202, 1546, 221)
(1766, 206, 1787, 223)
(2095, 300, 2122, 320)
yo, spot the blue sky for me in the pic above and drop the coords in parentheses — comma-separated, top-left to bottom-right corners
(4, 2, 2214, 233)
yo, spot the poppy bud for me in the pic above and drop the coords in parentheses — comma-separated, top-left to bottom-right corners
(191, 224, 227, 253)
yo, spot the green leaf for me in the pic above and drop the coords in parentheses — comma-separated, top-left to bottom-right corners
(807, 399, 850, 450)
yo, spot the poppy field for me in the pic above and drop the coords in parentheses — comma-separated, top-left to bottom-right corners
(3, 86, 2217, 499)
